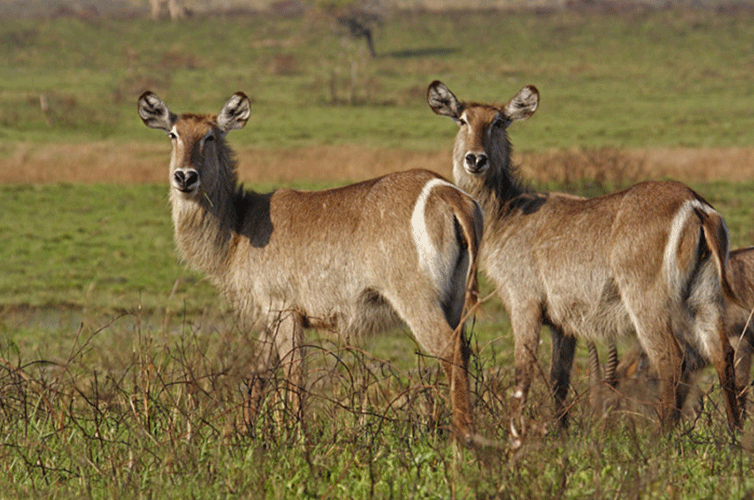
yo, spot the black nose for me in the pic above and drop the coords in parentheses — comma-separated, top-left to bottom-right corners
(173, 170, 199, 192)
(465, 153, 488, 172)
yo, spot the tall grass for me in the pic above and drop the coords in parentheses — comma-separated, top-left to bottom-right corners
(2, 302, 754, 498)
(4, 7, 754, 498)
(3, 171, 754, 497)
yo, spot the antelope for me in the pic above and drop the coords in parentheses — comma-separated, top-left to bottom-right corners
(137, 91, 484, 442)
(427, 80, 742, 447)
(726, 247, 754, 390)
(149, 0, 186, 20)
(611, 246, 754, 406)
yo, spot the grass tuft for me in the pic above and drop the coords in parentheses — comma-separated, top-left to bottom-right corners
(2, 305, 754, 498)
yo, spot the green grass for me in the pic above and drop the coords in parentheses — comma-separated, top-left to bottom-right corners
(2, 296, 754, 499)
(0, 181, 339, 313)
(0, 184, 186, 311)
(3, 9, 754, 151)
(3, 178, 754, 498)
(4, 178, 753, 313)
(5, 7, 754, 499)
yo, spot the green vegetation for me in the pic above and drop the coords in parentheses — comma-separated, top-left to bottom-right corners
(3, 179, 754, 313)
(4, 7, 754, 499)
(3, 178, 754, 498)
(2, 284, 753, 499)
(2, 9, 754, 150)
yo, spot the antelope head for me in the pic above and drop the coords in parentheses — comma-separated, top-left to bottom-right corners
(427, 81, 539, 181)
(138, 91, 251, 201)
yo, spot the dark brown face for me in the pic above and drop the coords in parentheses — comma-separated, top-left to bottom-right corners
(168, 115, 220, 199)
(453, 105, 506, 176)
(427, 80, 539, 183)
(138, 91, 251, 202)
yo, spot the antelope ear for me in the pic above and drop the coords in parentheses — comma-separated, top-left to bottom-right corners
(137, 91, 175, 131)
(427, 80, 464, 121)
(504, 85, 539, 122)
(217, 92, 251, 132)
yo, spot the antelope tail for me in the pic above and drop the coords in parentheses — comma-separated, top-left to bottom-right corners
(454, 197, 484, 316)
(700, 209, 744, 309)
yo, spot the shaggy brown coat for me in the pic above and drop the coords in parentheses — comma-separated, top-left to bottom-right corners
(427, 80, 742, 446)
(138, 91, 483, 441)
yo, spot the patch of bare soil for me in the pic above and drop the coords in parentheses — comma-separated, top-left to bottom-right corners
(3, 142, 754, 186)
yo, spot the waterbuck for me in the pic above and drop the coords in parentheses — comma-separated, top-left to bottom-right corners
(137, 91, 484, 441)
(727, 247, 754, 390)
(612, 246, 754, 407)
(427, 80, 742, 446)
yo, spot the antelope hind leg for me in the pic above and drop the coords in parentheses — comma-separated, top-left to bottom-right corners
(711, 337, 743, 430)
(439, 324, 474, 442)
(550, 327, 576, 428)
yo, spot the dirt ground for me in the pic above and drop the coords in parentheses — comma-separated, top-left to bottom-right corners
(3, 142, 754, 186)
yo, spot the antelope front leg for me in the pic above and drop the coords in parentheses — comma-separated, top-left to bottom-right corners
(243, 310, 305, 429)
(270, 310, 305, 423)
(283, 320, 305, 422)
(243, 327, 278, 431)
(695, 298, 743, 429)
(510, 310, 542, 449)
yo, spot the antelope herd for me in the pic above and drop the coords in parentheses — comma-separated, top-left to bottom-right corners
(138, 82, 752, 448)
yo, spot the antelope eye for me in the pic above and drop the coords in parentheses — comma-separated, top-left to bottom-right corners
(167, 131, 177, 140)
(458, 118, 467, 126)
(204, 133, 215, 142)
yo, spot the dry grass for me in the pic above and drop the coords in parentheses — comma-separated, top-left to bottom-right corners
(4, 143, 754, 186)
(520, 147, 754, 185)
(2, 304, 748, 498)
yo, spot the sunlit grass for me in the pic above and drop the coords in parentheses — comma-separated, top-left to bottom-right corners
(3, 9, 754, 150)
(4, 7, 754, 498)
(2, 174, 754, 497)
(2, 300, 754, 499)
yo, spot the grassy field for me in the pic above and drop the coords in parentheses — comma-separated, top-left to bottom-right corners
(3, 6, 754, 498)
(4, 6, 754, 187)
(3, 8, 754, 150)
